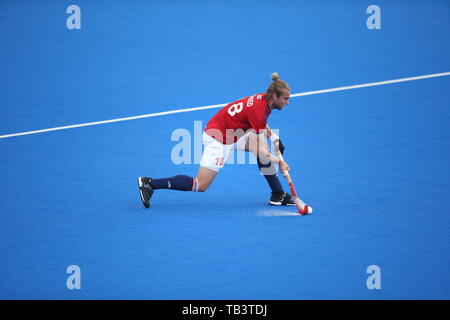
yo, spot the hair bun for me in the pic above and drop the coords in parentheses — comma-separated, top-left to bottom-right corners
(271, 72, 280, 81)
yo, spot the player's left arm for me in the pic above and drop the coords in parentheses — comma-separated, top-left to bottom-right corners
(264, 124, 273, 139)
(265, 124, 285, 155)
(248, 110, 288, 171)
(257, 129, 290, 176)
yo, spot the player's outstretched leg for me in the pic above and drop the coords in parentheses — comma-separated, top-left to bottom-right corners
(137, 175, 194, 208)
(137, 167, 218, 208)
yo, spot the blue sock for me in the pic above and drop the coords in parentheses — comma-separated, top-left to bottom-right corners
(150, 175, 194, 191)
(257, 157, 284, 194)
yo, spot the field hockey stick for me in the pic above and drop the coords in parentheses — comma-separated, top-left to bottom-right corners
(277, 151, 310, 215)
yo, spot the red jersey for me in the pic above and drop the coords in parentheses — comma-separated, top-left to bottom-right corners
(205, 93, 271, 144)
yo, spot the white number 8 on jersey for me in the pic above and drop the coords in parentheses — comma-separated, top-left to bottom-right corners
(227, 102, 244, 117)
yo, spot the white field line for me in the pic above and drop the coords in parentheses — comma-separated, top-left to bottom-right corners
(290, 72, 450, 98)
(1, 72, 449, 139)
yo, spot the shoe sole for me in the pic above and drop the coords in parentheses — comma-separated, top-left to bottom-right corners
(138, 177, 150, 208)
(269, 201, 296, 206)
(284, 203, 296, 206)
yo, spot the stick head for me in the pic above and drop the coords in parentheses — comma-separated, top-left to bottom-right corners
(295, 198, 313, 215)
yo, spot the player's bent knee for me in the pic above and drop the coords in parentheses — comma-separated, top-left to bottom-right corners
(248, 135, 268, 156)
(246, 133, 258, 153)
(260, 140, 269, 151)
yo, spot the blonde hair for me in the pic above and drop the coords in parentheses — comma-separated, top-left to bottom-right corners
(266, 72, 290, 100)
